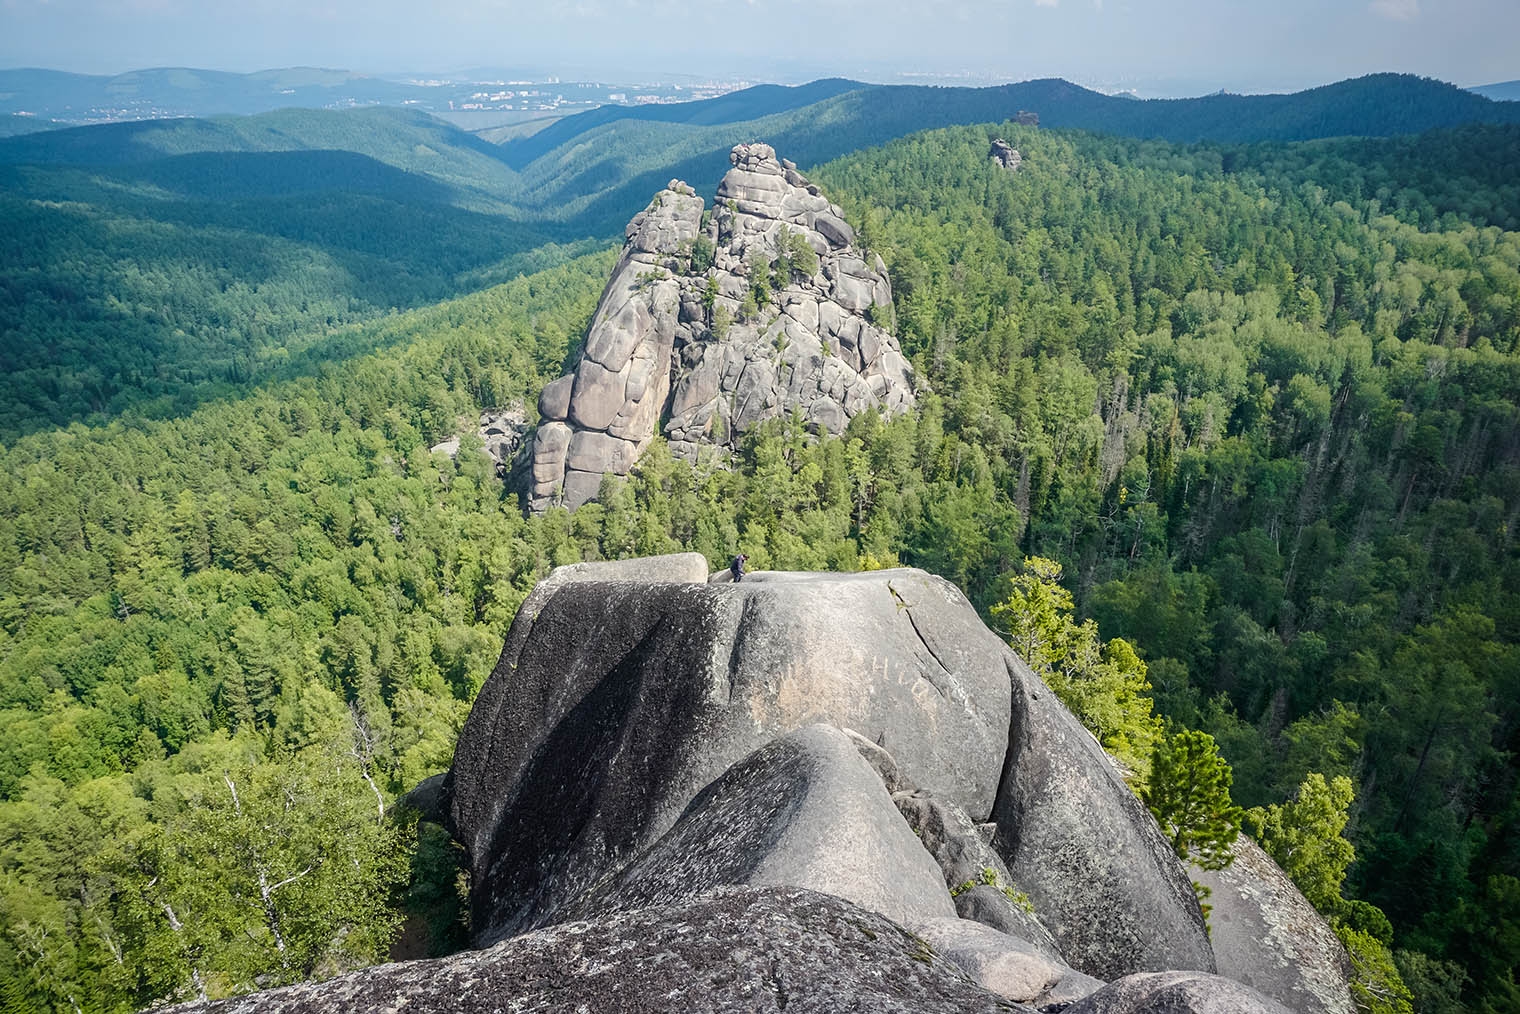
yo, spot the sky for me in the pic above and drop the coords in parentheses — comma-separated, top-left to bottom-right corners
(1, 0, 1516, 95)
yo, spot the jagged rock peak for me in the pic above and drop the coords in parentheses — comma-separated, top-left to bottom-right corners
(527, 142, 917, 512)
(990, 138, 1023, 171)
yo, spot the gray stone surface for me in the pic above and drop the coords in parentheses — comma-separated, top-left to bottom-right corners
(913, 917, 1102, 1007)
(1191, 836, 1356, 1014)
(990, 138, 1023, 171)
(575, 725, 956, 927)
(526, 142, 915, 512)
(166, 887, 1028, 1014)
(1062, 971, 1293, 1014)
(895, 789, 1061, 959)
(844, 727, 916, 794)
(492, 552, 713, 663)
(448, 567, 1011, 944)
(991, 651, 1217, 980)
(537, 373, 573, 421)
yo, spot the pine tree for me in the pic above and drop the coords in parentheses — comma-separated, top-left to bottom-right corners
(1144, 729, 1243, 871)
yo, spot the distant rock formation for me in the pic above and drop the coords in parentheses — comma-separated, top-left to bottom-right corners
(1016, 109, 1040, 126)
(990, 138, 1023, 170)
(527, 142, 916, 512)
(428, 406, 528, 478)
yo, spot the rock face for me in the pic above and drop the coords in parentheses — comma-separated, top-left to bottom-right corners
(914, 916, 1103, 1007)
(448, 565, 1011, 943)
(1191, 835, 1356, 1014)
(574, 724, 956, 928)
(191, 555, 1344, 1013)
(1063, 970, 1293, 1014)
(166, 887, 1026, 1014)
(449, 557, 1213, 982)
(990, 138, 1023, 170)
(991, 648, 1216, 980)
(527, 142, 916, 511)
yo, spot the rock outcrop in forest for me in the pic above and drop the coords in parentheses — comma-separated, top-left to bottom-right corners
(990, 137, 1023, 170)
(527, 143, 916, 511)
(172, 555, 1354, 1014)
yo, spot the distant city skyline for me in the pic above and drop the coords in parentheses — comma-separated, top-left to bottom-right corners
(1, 0, 1516, 98)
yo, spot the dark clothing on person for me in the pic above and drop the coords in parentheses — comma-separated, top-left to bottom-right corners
(731, 554, 747, 583)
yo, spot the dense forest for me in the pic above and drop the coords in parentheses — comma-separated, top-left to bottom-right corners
(0, 117, 1517, 1011)
(0, 108, 612, 438)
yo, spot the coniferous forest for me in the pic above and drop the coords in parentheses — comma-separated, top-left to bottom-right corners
(0, 111, 1517, 1012)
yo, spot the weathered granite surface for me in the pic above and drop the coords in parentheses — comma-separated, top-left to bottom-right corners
(1062, 970, 1294, 1014)
(990, 649, 1217, 980)
(913, 916, 1102, 1007)
(448, 564, 1011, 943)
(990, 138, 1023, 170)
(1191, 835, 1356, 1014)
(895, 788, 1061, 958)
(575, 724, 956, 927)
(165, 887, 1028, 1014)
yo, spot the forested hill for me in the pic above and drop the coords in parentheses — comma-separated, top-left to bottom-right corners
(0, 106, 524, 206)
(0, 106, 611, 439)
(507, 73, 1520, 167)
(496, 77, 865, 166)
(495, 72, 1520, 236)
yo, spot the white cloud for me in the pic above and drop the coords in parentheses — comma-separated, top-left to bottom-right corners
(1369, 0, 1419, 20)
(1034, 0, 1059, 6)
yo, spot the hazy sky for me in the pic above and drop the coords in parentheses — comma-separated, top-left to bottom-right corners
(1, 0, 1516, 94)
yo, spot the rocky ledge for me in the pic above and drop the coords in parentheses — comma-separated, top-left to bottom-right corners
(527, 143, 916, 511)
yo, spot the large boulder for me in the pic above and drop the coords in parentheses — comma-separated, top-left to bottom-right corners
(989, 650, 1216, 980)
(574, 724, 956, 927)
(1191, 835, 1356, 1014)
(165, 887, 1029, 1014)
(448, 565, 1011, 943)
(913, 917, 1102, 1007)
(1062, 971, 1293, 1014)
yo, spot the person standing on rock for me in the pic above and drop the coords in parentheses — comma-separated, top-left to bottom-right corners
(731, 553, 749, 583)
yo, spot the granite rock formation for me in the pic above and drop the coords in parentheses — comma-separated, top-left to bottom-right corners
(447, 560, 1214, 978)
(1064, 970, 1294, 1014)
(1191, 835, 1357, 1014)
(447, 566, 1013, 943)
(990, 138, 1023, 170)
(527, 143, 916, 511)
(990, 647, 1217, 980)
(166, 887, 1026, 1014)
(429, 406, 528, 478)
(913, 916, 1103, 1006)
(186, 555, 1342, 1014)
(895, 788, 1061, 957)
